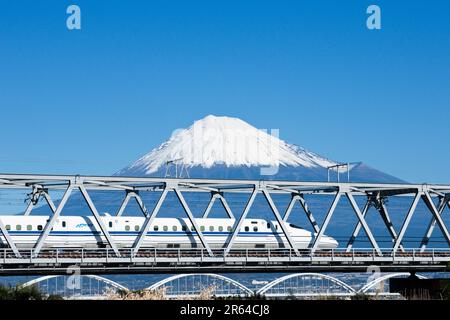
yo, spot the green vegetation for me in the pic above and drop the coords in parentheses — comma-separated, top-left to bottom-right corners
(350, 293, 371, 300)
(0, 284, 62, 300)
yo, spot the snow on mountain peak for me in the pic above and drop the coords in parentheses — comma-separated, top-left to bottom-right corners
(117, 115, 337, 175)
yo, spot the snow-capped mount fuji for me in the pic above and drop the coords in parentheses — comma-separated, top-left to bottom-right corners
(116, 115, 337, 173)
(115, 115, 404, 183)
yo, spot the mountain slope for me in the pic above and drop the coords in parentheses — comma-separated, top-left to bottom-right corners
(115, 115, 404, 183)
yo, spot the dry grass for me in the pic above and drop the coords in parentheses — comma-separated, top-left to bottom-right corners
(106, 285, 217, 300)
(106, 287, 168, 300)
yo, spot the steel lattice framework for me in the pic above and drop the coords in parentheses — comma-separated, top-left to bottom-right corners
(0, 173, 450, 275)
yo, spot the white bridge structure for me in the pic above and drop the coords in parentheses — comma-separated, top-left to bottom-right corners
(17, 272, 425, 299)
(0, 173, 450, 275)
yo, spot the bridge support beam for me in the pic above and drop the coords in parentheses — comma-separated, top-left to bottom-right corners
(262, 189, 299, 255)
(224, 187, 258, 256)
(34, 184, 121, 257)
(116, 192, 132, 216)
(0, 217, 21, 257)
(346, 195, 403, 252)
(79, 186, 120, 257)
(33, 185, 75, 256)
(116, 191, 149, 217)
(346, 192, 381, 255)
(420, 196, 450, 252)
(132, 188, 169, 255)
(346, 199, 370, 252)
(283, 194, 320, 233)
(392, 191, 421, 253)
(378, 201, 404, 251)
(311, 192, 341, 254)
(202, 192, 234, 219)
(421, 192, 450, 248)
(174, 188, 214, 256)
(24, 189, 57, 216)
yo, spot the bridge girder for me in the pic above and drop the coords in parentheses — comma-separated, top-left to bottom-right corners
(0, 173, 449, 269)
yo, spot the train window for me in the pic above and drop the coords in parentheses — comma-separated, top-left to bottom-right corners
(251, 221, 258, 224)
(109, 222, 113, 228)
(62, 221, 66, 228)
(253, 226, 258, 232)
(200, 226, 205, 232)
(27, 225, 32, 231)
(125, 225, 130, 231)
(227, 226, 232, 232)
(172, 226, 177, 231)
(134, 225, 140, 231)
(5, 225, 10, 230)
(16, 225, 21, 231)
(163, 226, 168, 231)
(153, 226, 159, 231)
(182, 226, 187, 232)
(209, 226, 214, 232)
(191, 226, 195, 232)
(267, 222, 271, 229)
(244, 226, 249, 232)
(37, 225, 43, 231)
(218, 226, 223, 232)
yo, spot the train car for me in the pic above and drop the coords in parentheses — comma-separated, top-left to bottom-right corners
(0, 215, 338, 249)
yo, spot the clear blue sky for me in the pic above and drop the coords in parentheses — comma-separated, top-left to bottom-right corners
(0, 0, 449, 183)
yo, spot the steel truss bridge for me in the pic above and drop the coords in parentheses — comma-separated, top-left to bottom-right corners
(0, 173, 450, 275)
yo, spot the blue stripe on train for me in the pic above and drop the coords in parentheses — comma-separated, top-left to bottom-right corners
(5, 231, 284, 236)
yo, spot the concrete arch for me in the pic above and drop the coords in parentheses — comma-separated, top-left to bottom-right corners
(20, 275, 129, 292)
(256, 273, 356, 295)
(146, 273, 254, 296)
(358, 273, 427, 293)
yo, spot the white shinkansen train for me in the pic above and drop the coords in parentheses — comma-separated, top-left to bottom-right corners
(0, 215, 338, 249)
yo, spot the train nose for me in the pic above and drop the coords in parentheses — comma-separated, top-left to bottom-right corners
(321, 236, 339, 249)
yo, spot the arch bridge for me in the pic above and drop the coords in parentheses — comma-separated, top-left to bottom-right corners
(20, 274, 128, 298)
(17, 272, 423, 299)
